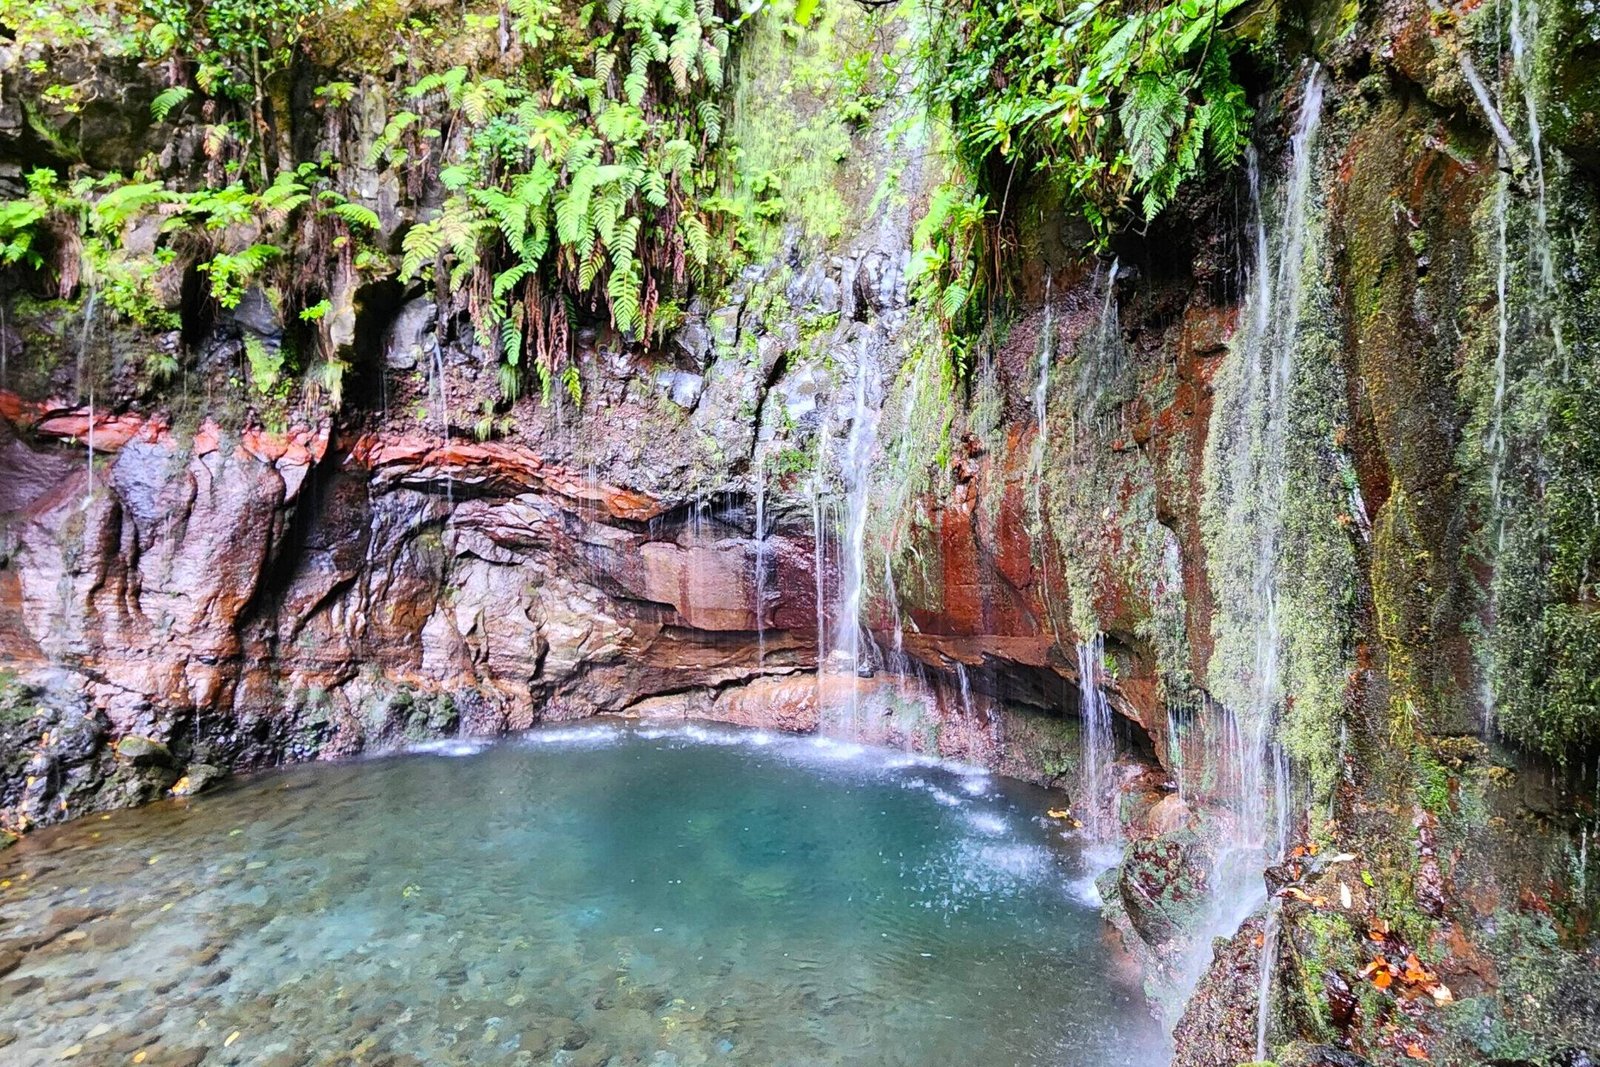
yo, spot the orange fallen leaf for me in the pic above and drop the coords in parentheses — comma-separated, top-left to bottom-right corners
(1404, 1041, 1429, 1060)
(1402, 954, 1437, 985)
(1374, 969, 1394, 990)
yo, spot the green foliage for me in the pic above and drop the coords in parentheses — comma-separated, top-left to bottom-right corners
(139, 0, 335, 101)
(0, 172, 55, 269)
(916, 0, 1255, 263)
(906, 183, 990, 370)
(396, 0, 762, 403)
(243, 333, 286, 393)
(197, 244, 283, 308)
(150, 84, 193, 121)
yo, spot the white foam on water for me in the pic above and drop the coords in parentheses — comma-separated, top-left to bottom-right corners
(807, 737, 869, 761)
(956, 775, 991, 797)
(518, 725, 626, 747)
(963, 811, 1009, 837)
(404, 739, 489, 757)
(1069, 874, 1104, 907)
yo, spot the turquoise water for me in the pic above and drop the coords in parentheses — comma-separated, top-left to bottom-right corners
(0, 722, 1166, 1065)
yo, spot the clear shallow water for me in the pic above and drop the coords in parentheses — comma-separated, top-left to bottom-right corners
(0, 721, 1166, 1066)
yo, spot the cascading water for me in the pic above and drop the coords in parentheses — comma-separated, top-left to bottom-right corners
(1218, 67, 1324, 866)
(1030, 276, 1056, 524)
(1481, 0, 1566, 735)
(1073, 260, 1121, 441)
(1509, 0, 1559, 365)
(79, 284, 98, 499)
(1077, 635, 1116, 846)
(810, 458, 831, 700)
(1195, 65, 1326, 1051)
(832, 332, 885, 723)
(1190, 64, 1324, 1049)
(753, 452, 768, 666)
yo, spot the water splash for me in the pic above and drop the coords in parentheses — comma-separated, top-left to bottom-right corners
(1077, 635, 1116, 844)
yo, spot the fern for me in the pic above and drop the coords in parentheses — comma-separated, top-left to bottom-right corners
(91, 182, 176, 234)
(1120, 74, 1185, 184)
(696, 99, 721, 144)
(625, 48, 650, 106)
(681, 212, 710, 266)
(199, 243, 282, 308)
(150, 85, 193, 122)
(382, 0, 748, 401)
(668, 22, 699, 90)
(324, 200, 381, 230)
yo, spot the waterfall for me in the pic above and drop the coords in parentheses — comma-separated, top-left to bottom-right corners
(1074, 260, 1121, 441)
(1034, 276, 1054, 437)
(1030, 276, 1056, 524)
(1077, 635, 1116, 844)
(78, 284, 99, 504)
(834, 334, 884, 716)
(753, 452, 768, 666)
(810, 463, 830, 687)
(1207, 64, 1325, 1053)
(1255, 902, 1282, 1059)
(1509, 0, 1559, 366)
(428, 321, 453, 505)
(883, 552, 905, 678)
(1217, 66, 1324, 864)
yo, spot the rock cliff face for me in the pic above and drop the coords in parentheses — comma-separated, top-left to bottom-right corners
(2, 0, 1599, 1063)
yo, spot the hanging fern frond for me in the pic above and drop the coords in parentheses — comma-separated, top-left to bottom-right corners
(150, 85, 193, 122)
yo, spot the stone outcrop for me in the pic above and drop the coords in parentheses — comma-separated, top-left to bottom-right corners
(2, 0, 1599, 1062)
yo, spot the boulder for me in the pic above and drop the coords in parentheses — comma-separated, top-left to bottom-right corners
(114, 736, 172, 768)
(1117, 828, 1215, 947)
(171, 763, 224, 796)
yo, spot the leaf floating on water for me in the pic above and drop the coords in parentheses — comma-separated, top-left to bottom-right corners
(224, 1031, 241, 1047)
(58, 1045, 82, 1060)
(1045, 809, 1070, 820)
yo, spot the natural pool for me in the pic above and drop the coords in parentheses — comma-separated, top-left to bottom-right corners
(0, 721, 1167, 1066)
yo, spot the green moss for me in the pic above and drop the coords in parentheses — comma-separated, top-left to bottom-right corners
(1466, 0, 1600, 759)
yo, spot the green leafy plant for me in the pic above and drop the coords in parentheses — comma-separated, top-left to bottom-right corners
(396, 0, 764, 403)
(921, 0, 1252, 243)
